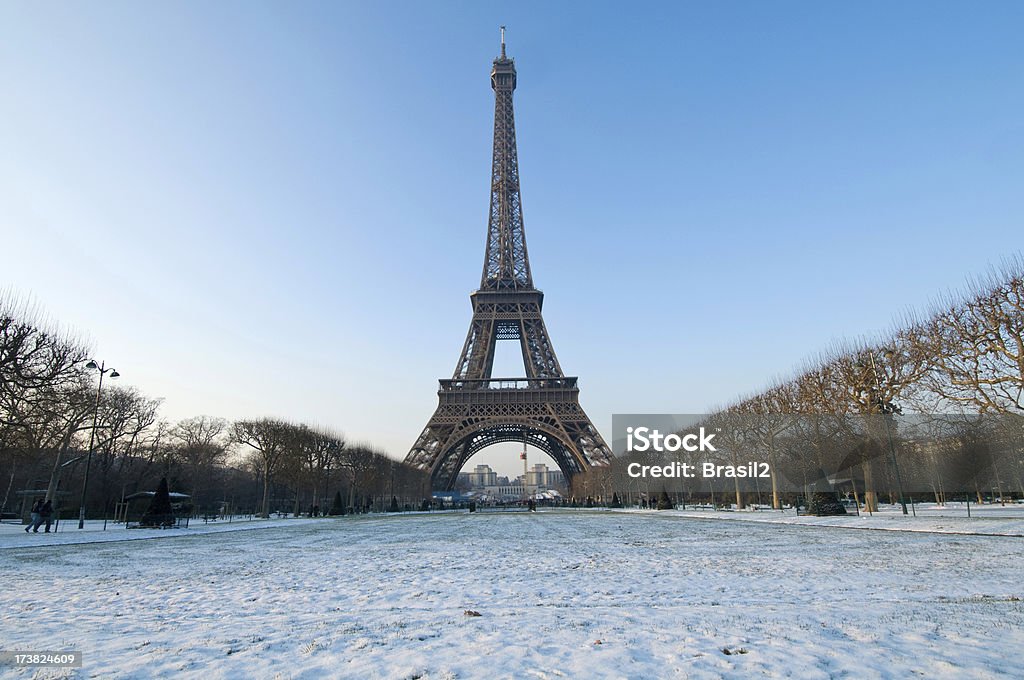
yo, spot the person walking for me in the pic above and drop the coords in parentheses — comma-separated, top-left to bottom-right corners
(26, 498, 43, 533)
(41, 500, 54, 533)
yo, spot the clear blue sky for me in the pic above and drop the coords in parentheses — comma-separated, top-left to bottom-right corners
(2, 2, 1022, 477)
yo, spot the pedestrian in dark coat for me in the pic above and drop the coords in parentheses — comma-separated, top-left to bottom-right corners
(26, 498, 43, 533)
(41, 500, 54, 533)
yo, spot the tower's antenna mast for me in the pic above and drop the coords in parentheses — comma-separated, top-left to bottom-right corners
(500, 25, 506, 58)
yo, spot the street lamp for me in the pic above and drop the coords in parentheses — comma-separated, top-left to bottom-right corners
(78, 359, 119, 529)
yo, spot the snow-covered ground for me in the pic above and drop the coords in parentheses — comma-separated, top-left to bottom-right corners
(0, 516, 325, 550)
(648, 502, 1024, 537)
(1, 509, 1022, 679)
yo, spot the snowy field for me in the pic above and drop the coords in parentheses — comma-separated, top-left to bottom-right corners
(657, 502, 1024, 537)
(1, 510, 1022, 679)
(0, 516, 326, 550)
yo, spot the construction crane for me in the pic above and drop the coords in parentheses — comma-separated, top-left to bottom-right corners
(521, 436, 528, 504)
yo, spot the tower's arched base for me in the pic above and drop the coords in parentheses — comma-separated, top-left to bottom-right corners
(405, 378, 613, 490)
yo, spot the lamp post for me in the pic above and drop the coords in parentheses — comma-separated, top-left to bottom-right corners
(78, 359, 119, 529)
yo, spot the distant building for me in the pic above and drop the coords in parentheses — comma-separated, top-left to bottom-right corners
(461, 462, 565, 499)
(484, 484, 528, 498)
(467, 464, 498, 488)
(525, 463, 564, 489)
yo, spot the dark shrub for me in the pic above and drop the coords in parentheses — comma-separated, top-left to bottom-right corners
(140, 477, 176, 527)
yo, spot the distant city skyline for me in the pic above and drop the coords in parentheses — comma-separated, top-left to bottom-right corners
(3, 2, 1022, 478)
(458, 462, 566, 500)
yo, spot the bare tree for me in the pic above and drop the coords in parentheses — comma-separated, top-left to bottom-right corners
(232, 418, 292, 518)
(171, 416, 228, 512)
(920, 262, 1024, 413)
(298, 426, 344, 514)
(0, 294, 92, 512)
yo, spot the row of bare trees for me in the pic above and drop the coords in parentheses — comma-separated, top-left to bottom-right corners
(573, 257, 1024, 510)
(1, 293, 428, 521)
(232, 418, 428, 518)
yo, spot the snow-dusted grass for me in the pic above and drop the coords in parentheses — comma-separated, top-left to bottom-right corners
(638, 502, 1024, 537)
(2, 510, 1022, 679)
(0, 516, 326, 550)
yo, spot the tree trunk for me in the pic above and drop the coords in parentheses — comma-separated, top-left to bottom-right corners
(2, 462, 16, 513)
(862, 458, 878, 512)
(45, 446, 65, 504)
(45, 430, 77, 502)
(769, 446, 780, 510)
(260, 463, 271, 518)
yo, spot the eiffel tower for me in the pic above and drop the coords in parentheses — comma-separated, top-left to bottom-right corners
(405, 30, 614, 490)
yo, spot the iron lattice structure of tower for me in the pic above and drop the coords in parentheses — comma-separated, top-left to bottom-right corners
(405, 34, 614, 489)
